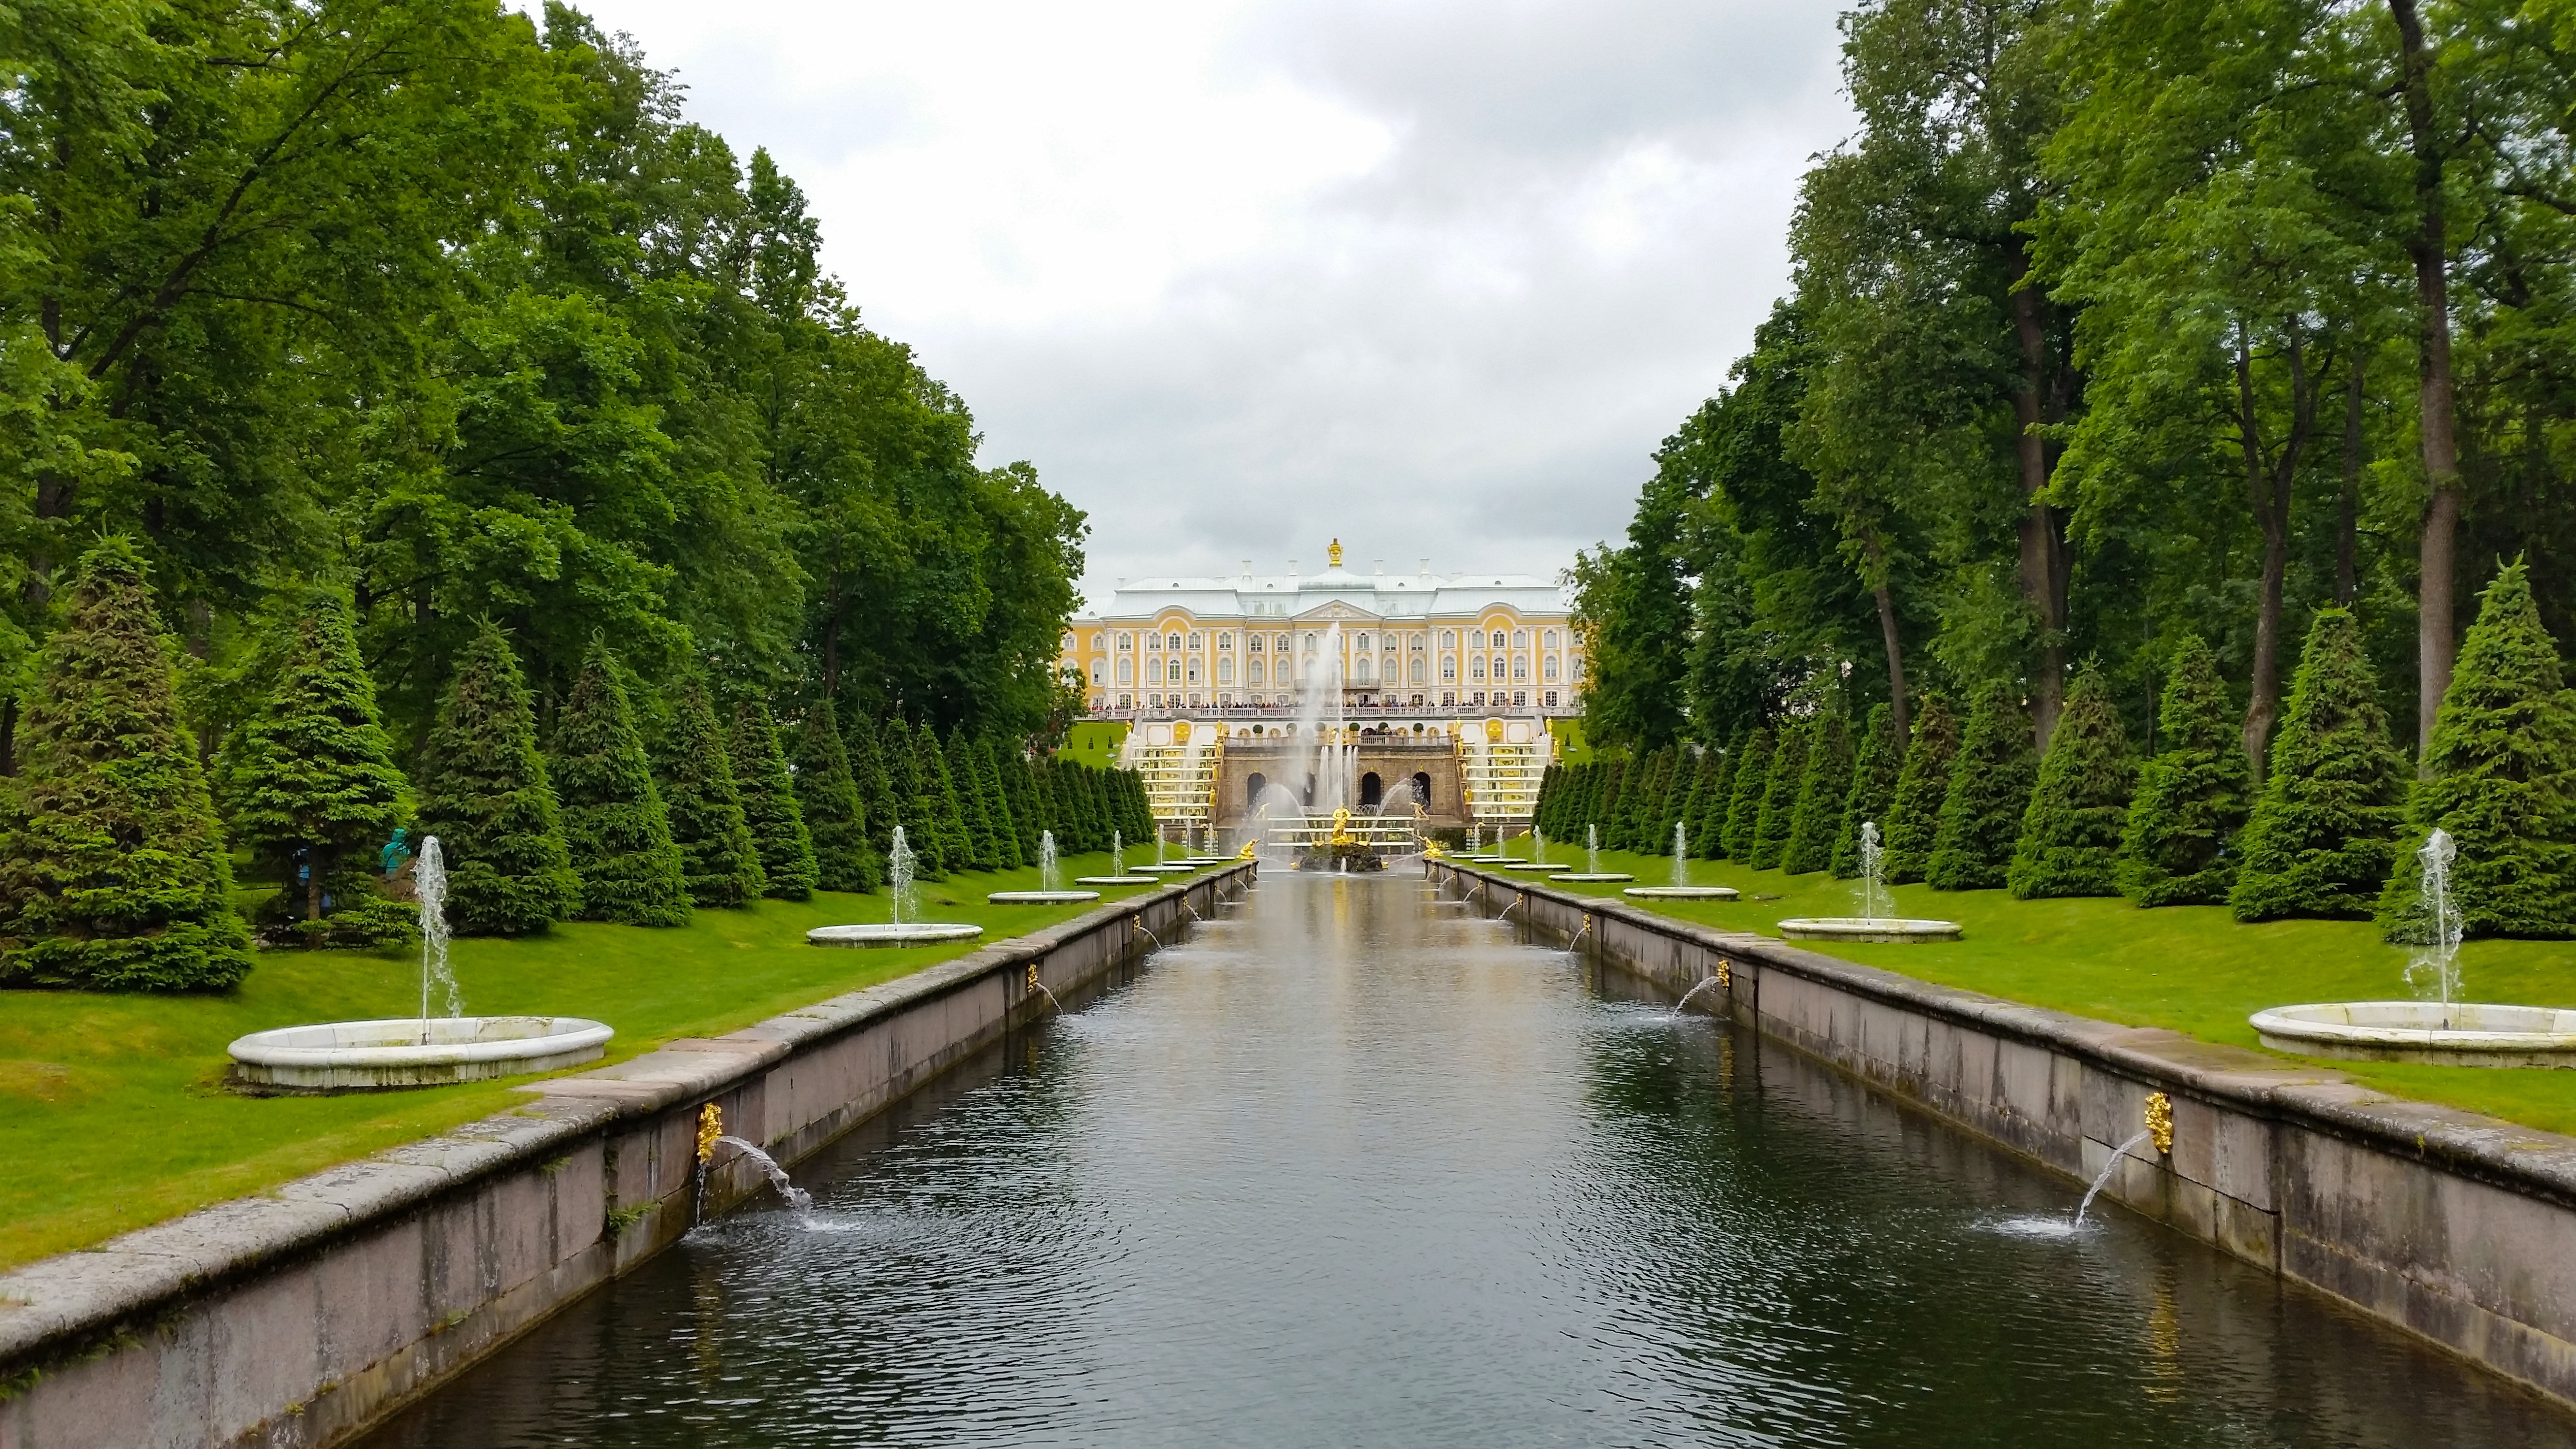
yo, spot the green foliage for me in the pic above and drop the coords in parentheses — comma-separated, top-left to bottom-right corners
(1883, 696, 1958, 885)
(225, 589, 413, 947)
(2119, 637, 2249, 907)
(1691, 739, 1738, 858)
(0, 542, 252, 989)
(1784, 710, 1852, 875)
(791, 698, 878, 894)
(414, 622, 580, 936)
(842, 712, 898, 866)
(1750, 719, 1811, 870)
(2376, 564, 2576, 939)
(2009, 667, 2133, 900)
(1612, 747, 1672, 852)
(1722, 730, 1774, 860)
(1001, 749, 1043, 861)
(732, 704, 818, 901)
(919, 724, 971, 874)
(974, 740, 1024, 871)
(1833, 705, 1903, 879)
(1927, 686, 2036, 892)
(657, 680, 764, 908)
(947, 727, 1001, 871)
(549, 642, 689, 928)
(2230, 611, 2410, 922)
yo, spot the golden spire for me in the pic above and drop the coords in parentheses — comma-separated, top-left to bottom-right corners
(1328, 537, 1344, 567)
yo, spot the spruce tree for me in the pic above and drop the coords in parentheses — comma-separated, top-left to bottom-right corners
(1590, 757, 1626, 847)
(1722, 729, 1774, 859)
(550, 641, 690, 927)
(0, 540, 254, 989)
(657, 678, 764, 907)
(1123, 770, 1156, 843)
(2376, 563, 2576, 939)
(1621, 747, 1674, 852)
(1883, 695, 1958, 884)
(227, 587, 414, 948)
(1692, 738, 1738, 858)
(1926, 685, 2035, 891)
(2230, 609, 2411, 922)
(1004, 749, 1044, 860)
(729, 703, 819, 900)
(2117, 636, 2249, 907)
(2008, 666, 2133, 899)
(880, 717, 936, 874)
(1783, 710, 1852, 875)
(416, 621, 582, 935)
(975, 739, 1025, 870)
(842, 710, 898, 866)
(793, 698, 878, 893)
(1665, 750, 1710, 857)
(1832, 705, 1903, 879)
(1535, 764, 1562, 838)
(1750, 718, 1811, 870)
(922, 725, 972, 870)
(946, 726, 1001, 871)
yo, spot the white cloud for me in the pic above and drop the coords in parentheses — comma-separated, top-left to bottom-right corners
(542, 0, 1853, 593)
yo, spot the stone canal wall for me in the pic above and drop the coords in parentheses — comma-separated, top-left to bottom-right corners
(0, 866, 1253, 1449)
(1432, 861, 2576, 1409)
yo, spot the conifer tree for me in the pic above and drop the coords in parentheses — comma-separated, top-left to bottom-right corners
(1784, 710, 1852, 875)
(1642, 747, 1683, 851)
(1535, 764, 1562, 837)
(2008, 666, 2132, 899)
(1036, 760, 1074, 851)
(1692, 738, 1738, 858)
(1124, 770, 1157, 843)
(1751, 718, 1811, 870)
(1590, 757, 1626, 846)
(1664, 749, 1709, 856)
(417, 621, 582, 934)
(793, 699, 878, 893)
(550, 641, 690, 927)
(946, 726, 1001, 871)
(1832, 705, 1903, 879)
(975, 739, 1024, 870)
(1077, 765, 1110, 852)
(842, 711, 898, 865)
(2118, 636, 2249, 907)
(0, 540, 254, 989)
(1004, 749, 1044, 859)
(729, 703, 818, 900)
(1926, 685, 2035, 891)
(922, 725, 972, 870)
(879, 716, 935, 874)
(2376, 563, 2576, 939)
(1722, 729, 1774, 859)
(2231, 610, 2411, 922)
(228, 587, 414, 947)
(657, 678, 764, 907)
(1883, 695, 1958, 884)
(1619, 747, 1672, 852)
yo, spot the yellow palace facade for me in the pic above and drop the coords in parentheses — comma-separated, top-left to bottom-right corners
(1059, 541, 1584, 720)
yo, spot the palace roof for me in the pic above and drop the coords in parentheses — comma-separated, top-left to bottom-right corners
(1080, 564, 1569, 622)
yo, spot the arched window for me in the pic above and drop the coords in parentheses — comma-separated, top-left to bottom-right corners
(1188, 632, 1202, 648)
(1092, 660, 1106, 685)
(1512, 629, 1528, 649)
(1116, 658, 1134, 684)
(1542, 656, 1559, 681)
(1167, 660, 1183, 682)
(1353, 632, 1370, 652)
(1513, 655, 1528, 680)
(1248, 659, 1265, 684)
(1441, 655, 1457, 681)
(1217, 633, 1232, 650)
(1491, 629, 1507, 648)
(1572, 654, 1585, 680)
(1410, 657, 1428, 684)
(1381, 654, 1397, 684)
(1410, 633, 1425, 651)
(1061, 632, 1076, 653)
(1092, 632, 1105, 651)
(1187, 659, 1202, 683)
(1117, 632, 1133, 650)
(1440, 629, 1456, 649)
(1167, 632, 1182, 650)
(1354, 656, 1374, 683)
(1470, 657, 1487, 681)
(1276, 633, 1290, 652)
(1248, 635, 1264, 652)
(1412, 771, 1432, 808)
(1542, 629, 1557, 650)
(1217, 658, 1234, 684)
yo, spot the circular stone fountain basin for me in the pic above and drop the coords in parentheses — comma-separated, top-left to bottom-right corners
(1776, 917, 1962, 944)
(807, 923, 984, 948)
(1075, 875, 1160, 886)
(1500, 861, 1570, 873)
(1550, 872, 1636, 884)
(1623, 885, 1740, 901)
(227, 1016, 613, 1094)
(987, 889, 1102, 904)
(1129, 864, 1198, 874)
(2249, 1001, 2576, 1068)
(1177, 856, 1236, 866)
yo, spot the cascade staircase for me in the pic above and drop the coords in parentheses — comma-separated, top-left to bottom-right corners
(1457, 730, 1548, 828)
(1123, 728, 1222, 837)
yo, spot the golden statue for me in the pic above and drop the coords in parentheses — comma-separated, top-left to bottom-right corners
(1328, 807, 1355, 845)
(1328, 538, 1343, 567)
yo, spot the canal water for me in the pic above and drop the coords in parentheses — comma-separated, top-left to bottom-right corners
(358, 871, 2576, 1448)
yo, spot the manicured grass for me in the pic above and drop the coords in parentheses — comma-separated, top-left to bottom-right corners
(0, 852, 1175, 1271)
(1487, 839, 2576, 1136)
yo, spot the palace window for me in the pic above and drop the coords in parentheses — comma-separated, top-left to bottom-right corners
(1471, 690, 1486, 706)
(1513, 691, 1528, 707)
(1276, 632, 1289, 652)
(1442, 691, 1456, 707)
(1542, 629, 1557, 650)
(1116, 658, 1134, 684)
(1353, 633, 1370, 652)
(1491, 629, 1506, 648)
(1167, 660, 1183, 682)
(1187, 660, 1202, 683)
(1542, 656, 1559, 681)
(1092, 632, 1105, 651)
(1512, 655, 1528, 680)
(1410, 657, 1428, 684)
(1304, 632, 1317, 652)
(1248, 635, 1264, 652)
(1513, 629, 1528, 649)
(1571, 654, 1585, 680)
(1354, 657, 1373, 683)
(1188, 632, 1202, 648)
(1248, 660, 1265, 683)
(1441, 655, 1456, 681)
(1440, 630, 1456, 649)
(1470, 657, 1486, 681)
(1118, 692, 1132, 707)
(1382, 655, 1397, 684)
(1217, 633, 1232, 650)
(1061, 632, 1075, 653)
(1091, 661, 1105, 685)
(1218, 659, 1234, 683)
(1167, 632, 1182, 650)
(1118, 633, 1133, 650)
(1409, 633, 1425, 651)
(1545, 690, 1559, 708)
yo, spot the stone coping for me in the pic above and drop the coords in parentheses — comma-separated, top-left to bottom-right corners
(0, 867, 1252, 1369)
(1433, 861, 2576, 1214)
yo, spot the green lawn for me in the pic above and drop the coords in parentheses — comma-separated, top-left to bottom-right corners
(1485, 838, 2576, 1136)
(0, 852, 1174, 1271)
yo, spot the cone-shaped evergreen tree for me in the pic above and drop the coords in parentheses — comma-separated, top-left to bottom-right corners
(1883, 695, 1958, 884)
(1692, 739, 1738, 858)
(2375, 563, 2576, 939)
(879, 717, 934, 874)
(2118, 636, 2249, 907)
(1926, 685, 2036, 891)
(793, 699, 878, 893)
(1003, 749, 1043, 860)
(0, 540, 254, 989)
(416, 621, 581, 935)
(1535, 764, 1563, 838)
(2230, 609, 2410, 921)
(1750, 718, 1811, 870)
(1589, 757, 1626, 847)
(549, 641, 689, 927)
(1033, 759, 1070, 850)
(1832, 705, 1904, 879)
(1616, 747, 1670, 852)
(657, 678, 764, 907)
(843, 711, 898, 866)
(729, 703, 818, 900)
(1664, 750, 1711, 857)
(227, 587, 414, 947)
(1122, 770, 1156, 843)
(2008, 666, 2133, 899)
(921, 725, 972, 870)
(945, 726, 1001, 871)
(974, 739, 1024, 870)
(1722, 729, 1774, 859)
(1784, 710, 1852, 875)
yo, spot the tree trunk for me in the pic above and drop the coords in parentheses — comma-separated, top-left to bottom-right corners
(2388, 0, 2463, 763)
(2007, 256, 2070, 748)
(821, 565, 843, 699)
(2338, 354, 2365, 606)
(1874, 581, 1909, 746)
(2234, 333, 2284, 779)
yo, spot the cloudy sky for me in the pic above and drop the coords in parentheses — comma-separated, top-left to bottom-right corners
(553, 0, 1855, 601)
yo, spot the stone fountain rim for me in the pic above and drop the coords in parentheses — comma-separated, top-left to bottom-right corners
(1622, 885, 1741, 899)
(986, 889, 1103, 904)
(227, 1015, 613, 1070)
(1073, 874, 1161, 886)
(806, 922, 985, 948)
(2250, 1000, 2576, 1053)
(1775, 916, 1963, 942)
(1550, 871, 1636, 883)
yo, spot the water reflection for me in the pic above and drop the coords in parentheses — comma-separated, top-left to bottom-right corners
(358, 873, 2576, 1448)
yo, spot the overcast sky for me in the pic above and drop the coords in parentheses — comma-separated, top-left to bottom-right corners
(548, 0, 1855, 602)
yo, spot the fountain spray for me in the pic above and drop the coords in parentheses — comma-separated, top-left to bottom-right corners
(887, 826, 917, 927)
(1113, 829, 1125, 875)
(1587, 824, 1600, 877)
(415, 835, 459, 1039)
(1858, 821, 1891, 923)
(1039, 831, 1061, 892)
(2404, 828, 2465, 1023)
(1673, 822, 1688, 887)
